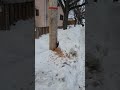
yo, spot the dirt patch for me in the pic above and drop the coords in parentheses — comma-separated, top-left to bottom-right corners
(54, 47, 65, 57)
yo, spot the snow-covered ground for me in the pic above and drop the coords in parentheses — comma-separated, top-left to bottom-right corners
(35, 25, 85, 90)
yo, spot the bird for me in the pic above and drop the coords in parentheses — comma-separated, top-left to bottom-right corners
(56, 41, 59, 48)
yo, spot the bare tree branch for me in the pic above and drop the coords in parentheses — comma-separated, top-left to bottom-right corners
(63, 0, 66, 4)
(58, 0, 86, 29)
(69, 2, 86, 11)
(69, 0, 80, 7)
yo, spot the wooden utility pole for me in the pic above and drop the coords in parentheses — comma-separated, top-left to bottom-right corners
(48, 0, 58, 50)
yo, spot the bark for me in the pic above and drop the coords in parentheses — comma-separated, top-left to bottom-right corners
(63, 0, 69, 30)
(49, 0, 58, 50)
(63, 11, 69, 30)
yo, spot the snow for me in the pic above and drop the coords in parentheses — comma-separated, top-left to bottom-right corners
(68, 11, 75, 19)
(35, 25, 85, 90)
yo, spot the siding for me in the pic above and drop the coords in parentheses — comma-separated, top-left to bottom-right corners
(35, 0, 47, 27)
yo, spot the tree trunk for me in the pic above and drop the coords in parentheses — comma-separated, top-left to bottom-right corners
(49, 0, 58, 50)
(63, 12, 68, 30)
(63, 0, 69, 30)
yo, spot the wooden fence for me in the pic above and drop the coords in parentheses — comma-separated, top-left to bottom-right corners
(35, 26, 64, 39)
(35, 20, 76, 39)
(35, 27, 49, 38)
(0, 1, 34, 30)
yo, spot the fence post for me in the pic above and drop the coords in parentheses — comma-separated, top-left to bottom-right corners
(0, 4, 3, 30)
(5, 4, 9, 30)
(2, 4, 5, 30)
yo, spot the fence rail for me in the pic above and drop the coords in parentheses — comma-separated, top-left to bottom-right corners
(0, 1, 34, 30)
(35, 27, 49, 38)
(35, 26, 64, 39)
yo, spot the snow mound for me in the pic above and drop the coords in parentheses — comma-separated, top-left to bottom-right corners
(35, 25, 85, 90)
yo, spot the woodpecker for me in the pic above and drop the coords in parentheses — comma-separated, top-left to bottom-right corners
(56, 41, 59, 48)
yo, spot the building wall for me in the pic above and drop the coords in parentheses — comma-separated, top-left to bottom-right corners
(35, 0, 47, 27)
(57, 6, 64, 27)
(35, 0, 63, 27)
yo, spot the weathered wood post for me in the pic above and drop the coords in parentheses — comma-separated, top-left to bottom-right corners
(10, 4, 14, 24)
(2, 4, 5, 30)
(49, 0, 58, 50)
(5, 4, 9, 30)
(0, 3, 3, 30)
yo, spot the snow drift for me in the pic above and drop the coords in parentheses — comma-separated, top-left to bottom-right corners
(35, 25, 85, 90)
